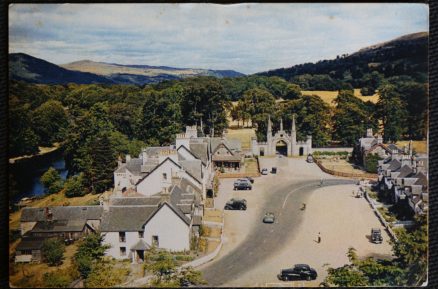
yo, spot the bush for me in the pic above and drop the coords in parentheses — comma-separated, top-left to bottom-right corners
(43, 271, 72, 288)
(42, 238, 65, 266)
(64, 173, 86, 198)
(41, 167, 64, 195)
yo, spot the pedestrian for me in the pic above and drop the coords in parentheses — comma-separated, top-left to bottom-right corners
(301, 203, 306, 210)
(320, 178, 323, 186)
(317, 232, 321, 243)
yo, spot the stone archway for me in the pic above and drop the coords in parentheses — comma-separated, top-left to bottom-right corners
(275, 140, 288, 156)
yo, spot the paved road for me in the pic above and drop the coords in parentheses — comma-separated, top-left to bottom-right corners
(200, 166, 355, 286)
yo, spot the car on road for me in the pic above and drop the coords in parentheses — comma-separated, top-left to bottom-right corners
(234, 179, 252, 190)
(371, 228, 383, 243)
(261, 168, 268, 175)
(277, 264, 317, 281)
(224, 198, 247, 210)
(263, 212, 275, 223)
(271, 167, 277, 174)
(306, 154, 314, 163)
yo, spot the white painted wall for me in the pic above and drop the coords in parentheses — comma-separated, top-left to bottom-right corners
(144, 204, 190, 251)
(136, 160, 179, 196)
(102, 231, 142, 260)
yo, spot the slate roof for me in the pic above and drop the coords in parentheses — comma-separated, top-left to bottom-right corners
(387, 159, 402, 171)
(397, 165, 414, 178)
(189, 143, 208, 164)
(110, 197, 161, 206)
(131, 239, 150, 250)
(101, 206, 159, 232)
(212, 154, 242, 162)
(178, 178, 202, 196)
(387, 144, 404, 153)
(21, 206, 103, 222)
(179, 160, 202, 182)
(414, 172, 428, 187)
(31, 219, 87, 233)
(210, 137, 241, 153)
(16, 237, 45, 251)
(100, 202, 190, 232)
(115, 158, 156, 176)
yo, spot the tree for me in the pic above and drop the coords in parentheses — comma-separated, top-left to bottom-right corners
(74, 232, 110, 279)
(391, 214, 428, 285)
(364, 153, 383, 173)
(333, 90, 377, 146)
(279, 95, 332, 146)
(376, 84, 408, 142)
(283, 84, 302, 100)
(41, 167, 64, 195)
(32, 100, 69, 146)
(85, 260, 130, 288)
(42, 238, 65, 266)
(64, 173, 86, 198)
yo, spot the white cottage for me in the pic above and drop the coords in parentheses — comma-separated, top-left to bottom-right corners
(101, 202, 191, 263)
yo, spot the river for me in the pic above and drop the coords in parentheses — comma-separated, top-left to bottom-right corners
(9, 148, 68, 203)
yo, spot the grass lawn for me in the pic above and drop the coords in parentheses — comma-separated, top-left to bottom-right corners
(395, 140, 427, 154)
(203, 209, 223, 223)
(318, 158, 370, 175)
(302, 89, 379, 106)
(225, 128, 256, 150)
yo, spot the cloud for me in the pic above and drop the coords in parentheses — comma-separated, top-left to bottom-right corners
(9, 3, 428, 74)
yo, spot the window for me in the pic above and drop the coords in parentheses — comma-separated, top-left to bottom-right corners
(163, 173, 167, 180)
(20, 250, 32, 255)
(120, 247, 126, 256)
(152, 235, 159, 247)
(138, 231, 144, 238)
(119, 232, 126, 243)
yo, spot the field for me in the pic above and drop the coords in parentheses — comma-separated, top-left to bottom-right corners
(302, 89, 379, 106)
(396, 140, 428, 154)
(225, 128, 256, 150)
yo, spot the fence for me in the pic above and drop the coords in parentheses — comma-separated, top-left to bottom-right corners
(218, 172, 260, 178)
(364, 191, 398, 242)
(314, 159, 377, 180)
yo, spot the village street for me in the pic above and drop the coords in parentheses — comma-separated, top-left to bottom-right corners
(199, 157, 394, 287)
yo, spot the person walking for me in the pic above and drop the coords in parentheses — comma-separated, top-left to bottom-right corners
(301, 203, 306, 210)
(317, 232, 321, 243)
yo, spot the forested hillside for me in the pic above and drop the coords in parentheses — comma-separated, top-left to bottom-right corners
(257, 32, 428, 92)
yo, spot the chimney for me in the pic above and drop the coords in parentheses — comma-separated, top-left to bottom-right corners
(45, 207, 53, 222)
(160, 186, 171, 204)
(366, 128, 373, 138)
(126, 154, 131, 162)
(377, 134, 383, 144)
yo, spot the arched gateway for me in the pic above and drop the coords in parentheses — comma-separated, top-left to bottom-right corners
(251, 115, 312, 157)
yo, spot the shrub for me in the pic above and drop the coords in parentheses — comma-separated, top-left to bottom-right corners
(41, 167, 64, 195)
(42, 238, 65, 266)
(64, 173, 86, 198)
(43, 271, 72, 288)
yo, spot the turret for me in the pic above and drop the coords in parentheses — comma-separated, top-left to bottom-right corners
(291, 114, 297, 144)
(280, 118, 283, 131)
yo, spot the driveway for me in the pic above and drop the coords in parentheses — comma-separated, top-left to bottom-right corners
(199, 157, 393, 286)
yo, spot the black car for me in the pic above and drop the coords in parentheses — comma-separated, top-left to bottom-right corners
(277, 264, 317, 281)
(224, 198, 247, 210)
(371, 228, 383, 244)
(234, 180, 252, 190)
(271, 167, 277, 174)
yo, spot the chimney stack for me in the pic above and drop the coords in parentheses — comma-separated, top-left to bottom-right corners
(126, 154, 131, 162)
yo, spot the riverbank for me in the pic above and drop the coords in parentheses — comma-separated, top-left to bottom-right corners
(9, 143, 61, 164)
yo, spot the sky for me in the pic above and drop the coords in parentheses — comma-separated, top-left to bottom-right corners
(9, 3, 429, 74)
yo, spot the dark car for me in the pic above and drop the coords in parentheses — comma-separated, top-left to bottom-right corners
(234, 179, 252, 190)
(371, 228, 383, 244)
(277, 264, 317, 281)
(271, 167, 277, 174)
(224, 198, 247, 210)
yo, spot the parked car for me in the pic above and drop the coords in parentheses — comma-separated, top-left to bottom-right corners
(277, 264, 317, 281)
(224, 198, 247, 210)
(263, 212, 275, 223)
(245, 176, 254, 183)
(271, 167, 277, 174)
(371, 228, 383, 243)
(234, 179, 252, 190)
(306, 154, 314, 163)
(261, 168, 268, 175)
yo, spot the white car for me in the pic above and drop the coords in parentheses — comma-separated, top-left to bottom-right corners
(261, 168, 268, 175)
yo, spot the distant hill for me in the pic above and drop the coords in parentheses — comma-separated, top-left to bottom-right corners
(257, 32, 428, 88)
(9, 53, 115, 85)
(9, 54, 245, 85)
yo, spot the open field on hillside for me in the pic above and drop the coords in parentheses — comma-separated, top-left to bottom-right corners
(396, 140, 428, 154)
(225, 128, 256, 150)
(302, 89, 379, 106)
